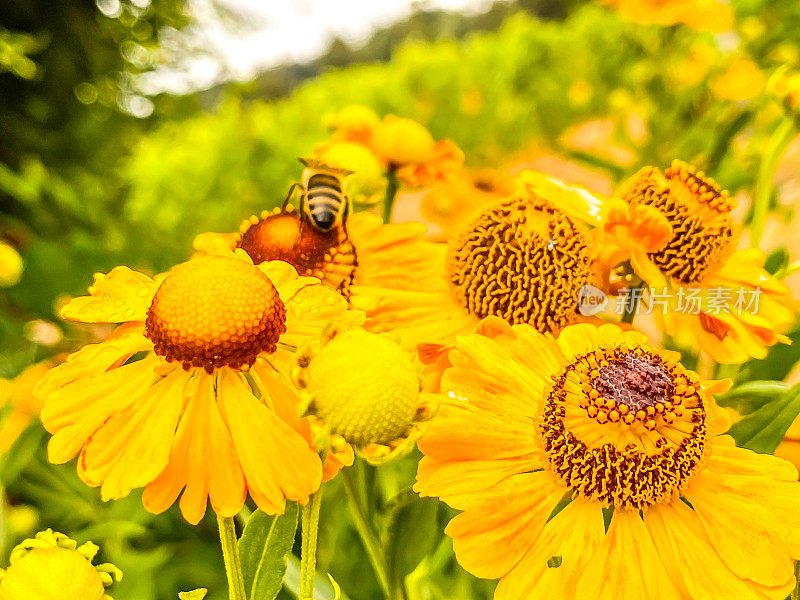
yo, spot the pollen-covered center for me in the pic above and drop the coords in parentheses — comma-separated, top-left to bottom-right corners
(145, 256, 286, 373)
(593, 354, 673, 412)
(620, 160, 734, 285)
(541, 343, 707, 509)
(447, 195, 593, 334)
(237, 206, 357, 298)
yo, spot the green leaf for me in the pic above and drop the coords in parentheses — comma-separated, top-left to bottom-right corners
(714, 380, 789, 415)
(728, 382, 800, 454)
(764, 247, 790, 276)
(238, 503, 299, 600)
(0, 423, 45, 485)
(178, 590, 207, 600)
(382, 488, 441, 590)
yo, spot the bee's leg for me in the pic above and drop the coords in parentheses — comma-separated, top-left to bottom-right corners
(341, 198, 351, 238)
(281, 183, 301, 211)
(298, 192, 307, 236)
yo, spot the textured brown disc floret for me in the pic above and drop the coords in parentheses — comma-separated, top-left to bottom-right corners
(237, 206, 357, 298)
(447, 195, 593, 334)
(540, 343, 707, 509)
(620, 160, 735, 285)
(145, 255, 286, 372)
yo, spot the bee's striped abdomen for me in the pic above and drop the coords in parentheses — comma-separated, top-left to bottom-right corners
(305, 173, 346, 231)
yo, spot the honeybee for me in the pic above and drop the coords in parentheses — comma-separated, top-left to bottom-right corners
(282, 158, 353, 232)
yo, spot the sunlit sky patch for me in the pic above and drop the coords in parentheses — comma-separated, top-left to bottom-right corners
(134, 0, 492, 95)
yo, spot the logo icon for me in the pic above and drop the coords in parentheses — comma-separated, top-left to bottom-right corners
(578, 284, 608, 316)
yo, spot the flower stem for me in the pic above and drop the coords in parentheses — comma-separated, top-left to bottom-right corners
(791, 560, 800, 600)
(300, 490, 323, 600)
(621, 280, 645, 324)
(341, 467, 392, 599)
(217, 514, 247, 600)
(751, 116, 796, 248)
(382, 169, 399, 224)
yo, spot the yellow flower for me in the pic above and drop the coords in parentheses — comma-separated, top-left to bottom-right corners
(35, 251, 363, 524)
(711, 58, 765, 102)
(394, 139, 465, 188)
(324, 105, 381, 146)
(195, 204, 440, 303)
(294, 327, 432, 464)
(601, 160, 793, 363)
(317, 142, 387, 207)
(0, 361, 52, 454)
(0, 529, 121, 600)
(321, 108, 464, 187)
(350, 171, 598, 353)
(0, 240, 23, 287)
(372, 115, 436, 165)
(601, 0, 734, 33)
(415, 319, 800, 599)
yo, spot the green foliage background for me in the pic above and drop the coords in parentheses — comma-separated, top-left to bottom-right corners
(2, 0, 800, 598)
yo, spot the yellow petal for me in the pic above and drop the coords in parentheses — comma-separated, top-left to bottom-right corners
(644, 500, 789, 600)
(494, 498, 605, 600)
(217, 370, 322, 514)
(575, 509, 681, 600)
(35, 325, 149, 398)
(515, 170, 606, 226)
(446, 470, 563, 579)
(42, 358, 157, 464)
(142, 373, 245, 524)
(78, 370, 185, 500)
(60, 266, 158, 323)
(556, 322, 647, 360)
(415, 456, 540, 511)
(686, 464, 799, 587)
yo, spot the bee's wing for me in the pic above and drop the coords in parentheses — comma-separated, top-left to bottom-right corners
(297, 156, 354, 177)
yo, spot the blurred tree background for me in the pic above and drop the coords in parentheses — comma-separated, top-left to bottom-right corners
(3, 0, 800, 598)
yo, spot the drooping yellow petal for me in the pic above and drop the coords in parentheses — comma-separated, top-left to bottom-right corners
(60, 266, 158, 323)
(35, 324, 150, 398)
(216, 370, 322, 514)
(417, 400, 541, 465)
(415, 457, 541, 511)
(446, 469, 563, 579)
(494, 498, 605, 600)
(575, 509, 682, 600)
(644, 500, 791, 600)
(78, 370, 186, 500)
(686, 464, 799, 587)
(42, 357, 157, 464)
(279, 274, 364, 346)
(712, 248, 791, 295)
(445, 321, 562, 413)
(142, 372, 247, 524)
